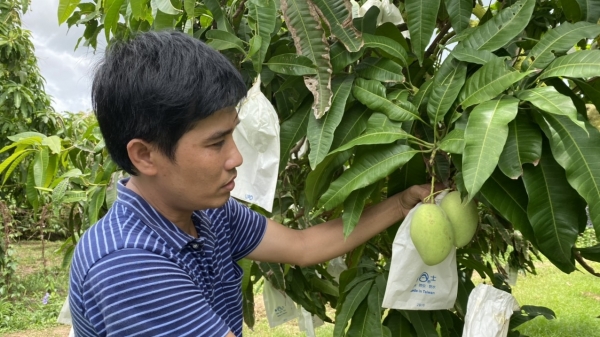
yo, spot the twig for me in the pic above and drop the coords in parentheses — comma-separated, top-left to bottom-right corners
(424, 21, 452, 60)
(233, 0, 247, 19)
(574, 250, 600, 277)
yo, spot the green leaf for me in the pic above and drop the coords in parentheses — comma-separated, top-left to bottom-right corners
(242, 268, 256, 329)
(44, 154, 59, 188)
(353, 78, 422, 122)
(105, 172, 119, 208)
(330, 41, 363, 73)
(534, 113, 600, 241)
(311, 0, 363, 52)
(523, 144, 580, 273)
(575, 0, 600, 22)
(305, 150, 352, 206)
(0, 150, 29, 178)
(459, 57, 531, 108)
(330, 114, 410, 155)
(61, 168, 83, 179)
(333, 279, 374, 337)
(539, 50, 600, 80)
(88, 185, 106, 226)
(510, 305, 557, 330)
(308, 76, 354, 168)
(517, 86, 587, 133)
(150, 0, 181, 15)
(427, 58, 467, 126)
(439, 128, 465, 154)
(205, 30, 246, 54)
(2, 151, 30, 185)
(58, 0, 81, 24)
(279, 99, 312, 173)
(246, 35, 262, 60)
(459, 0, 535, 52)
(354, 5, 379, 34)
(575, 79, 600, 111)
(265, 54, 317, 75)
(406, 0, 441, 64)
(525, 22, 600, 71)
(445, 0, 473, 34)
(343, 184, 377, 238)
(345, 300, 369, 337)
(62, 190, 87, 204)
(383, 310, 412, 336)
(42, 135, 62, 154)
(319, 143, 419, 210)
(331, 104, 371, 150)
(362, 33, 408, 67)
(33, 148, 49, 188)
(435, 310, 462, 337)
(356, 58, 404, 83)
(105, 0, 125, 41)
(406, 311, 438, 337)
(27, 163, 39, 210)
(578, 244, 600, 262)
(451, 48, 497, 65)
(204, 0, 234, 33)
(52, 178, 70, 203)
(366, 276, 389, 337)
(248, 0, 277, 73)
(463, 97, 519, 199)
(498, 113, 542, 179)
(282, 0, 333, 118)
(7, 131, 46, 143)
(413, 79, 433, 110)
(258, 262, 286, 289)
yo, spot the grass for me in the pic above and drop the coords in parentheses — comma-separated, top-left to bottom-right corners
(0, 241, 69, 335)
(1, 240, 599, 336)
(510, 260, 600, 336)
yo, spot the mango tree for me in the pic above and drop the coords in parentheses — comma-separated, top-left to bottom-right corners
(6, 0, 600, 334)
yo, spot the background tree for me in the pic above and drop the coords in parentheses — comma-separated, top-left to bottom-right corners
(2, 0, 599, 334)
(0, 0, 61, 294)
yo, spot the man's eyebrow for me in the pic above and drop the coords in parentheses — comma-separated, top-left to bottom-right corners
(206, 119, 240, 141)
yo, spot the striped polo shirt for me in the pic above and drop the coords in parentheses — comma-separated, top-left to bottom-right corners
(69, 179, 267, 336)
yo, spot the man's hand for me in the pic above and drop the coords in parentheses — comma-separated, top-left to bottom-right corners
(395, 183, 441, 219)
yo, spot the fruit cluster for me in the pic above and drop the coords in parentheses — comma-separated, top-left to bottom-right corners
(410, 191, 479, 266)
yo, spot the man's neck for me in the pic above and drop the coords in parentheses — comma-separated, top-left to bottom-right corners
(125, 177, 198, 238)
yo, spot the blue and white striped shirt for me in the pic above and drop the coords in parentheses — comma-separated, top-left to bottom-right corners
(69, 179, 266, 336)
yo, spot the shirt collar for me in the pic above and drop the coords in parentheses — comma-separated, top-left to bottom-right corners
(116, 177, 197, 251)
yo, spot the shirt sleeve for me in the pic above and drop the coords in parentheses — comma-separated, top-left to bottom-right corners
(82, 248, 231, 337)
(225, 198, 267, 261)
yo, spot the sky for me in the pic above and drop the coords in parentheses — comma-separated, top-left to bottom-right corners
(21, 0, 105, 113)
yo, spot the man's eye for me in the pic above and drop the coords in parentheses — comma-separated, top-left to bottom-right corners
(212, 140, 225, 147)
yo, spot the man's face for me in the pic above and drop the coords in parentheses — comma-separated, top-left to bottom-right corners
(153, 106, 242, 211)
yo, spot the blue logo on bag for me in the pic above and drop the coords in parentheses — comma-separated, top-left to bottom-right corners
(418, 272, 429, 282)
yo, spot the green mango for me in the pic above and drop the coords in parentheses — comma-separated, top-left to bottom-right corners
(410, 203, 455, 266)
(440, 191, 479, 248)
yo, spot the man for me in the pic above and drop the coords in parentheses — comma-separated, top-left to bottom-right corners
(69, 31, 430, 337)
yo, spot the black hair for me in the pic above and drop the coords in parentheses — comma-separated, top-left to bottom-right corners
(92, 31, 247, 175)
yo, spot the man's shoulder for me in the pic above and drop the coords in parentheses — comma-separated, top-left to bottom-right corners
(72, 202, 155, 273)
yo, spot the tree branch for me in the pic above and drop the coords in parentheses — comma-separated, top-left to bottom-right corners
(233, 0, 247, 19)
(574, 250, 600, 277)
(424, 21, 452, 60)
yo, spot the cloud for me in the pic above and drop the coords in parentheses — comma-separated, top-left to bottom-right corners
(21, 0, 106, 113)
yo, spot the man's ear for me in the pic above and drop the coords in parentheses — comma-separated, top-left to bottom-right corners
(127, 139, 159, 176)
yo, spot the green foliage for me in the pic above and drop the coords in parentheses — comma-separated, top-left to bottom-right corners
(1, 0, 596, 335)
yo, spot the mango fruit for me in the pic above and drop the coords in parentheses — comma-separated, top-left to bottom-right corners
(440, 191, 479, 248)
(410, 203, 454, 266)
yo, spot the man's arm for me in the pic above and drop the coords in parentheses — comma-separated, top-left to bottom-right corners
(246, 185, 431, 267)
